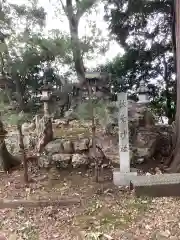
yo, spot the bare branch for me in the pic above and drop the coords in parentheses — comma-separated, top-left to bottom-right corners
(76, 0, 98, 20)
(59, 0, 67, 15)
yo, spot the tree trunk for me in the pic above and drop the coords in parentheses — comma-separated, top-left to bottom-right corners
(17, 124, 28, 183)
(0, 120, 20, 172)
(88, 85, 99, 182)
(0, 141, 21, 172)
(168, 0, 180, 172)
(68, 16, 85, 84)
(163, 57, 174, 124)
(14, 75, 25, 112)
(171, 0, 176, 70)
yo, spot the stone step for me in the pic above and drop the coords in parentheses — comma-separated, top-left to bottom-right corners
(131, 174, 180, 197)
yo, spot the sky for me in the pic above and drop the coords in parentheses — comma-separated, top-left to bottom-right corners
(9, 0, 123, 68)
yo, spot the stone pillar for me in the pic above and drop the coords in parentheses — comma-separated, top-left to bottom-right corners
(44, 102, 49, 117)
(113, 92, 137, 186)
(118, 92, 130, 173)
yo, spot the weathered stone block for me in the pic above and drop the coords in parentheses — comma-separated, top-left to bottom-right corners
(45, 139, 64, 154)
(38, 155, 52, 168)
(132, 174, 180, 197)
(62, 140, 74, 154)
(72, 154, 89, 168)
(52, 154, 72, 168)
(113, 168, 137, 186)
(74, 138, 90, 152)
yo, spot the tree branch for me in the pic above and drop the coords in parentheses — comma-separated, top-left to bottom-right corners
(76, 0, 98, 20)
(66, 0, 75, 19)
(59, 0, 67, 15)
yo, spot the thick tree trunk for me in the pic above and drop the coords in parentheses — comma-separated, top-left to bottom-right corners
(0, 120, 20, 172)
(171, 0, 176, 70)
(88, 85, 99, 182)
(0, 122, 20, 172)
(163, 57, 174, 124)
(168, 0, 180, 172)
(68, 17, 85, 84)
(0, 141, 21, 172)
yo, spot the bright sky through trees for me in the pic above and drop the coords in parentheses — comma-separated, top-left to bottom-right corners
(8, 0, 123, 68)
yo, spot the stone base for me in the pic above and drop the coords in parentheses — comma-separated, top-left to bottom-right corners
(131, 174, 180, 197)
(113, 168, 137, 186)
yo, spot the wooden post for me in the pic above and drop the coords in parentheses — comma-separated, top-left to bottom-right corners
(17, 124, 28, 183)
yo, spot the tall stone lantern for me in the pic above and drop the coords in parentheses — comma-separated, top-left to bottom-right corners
(137, 79, 149, 103)
(40, 80, 52, 117)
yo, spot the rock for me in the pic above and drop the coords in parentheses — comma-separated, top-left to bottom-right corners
(52, 154, 72, 168)
(88, 146, 109, 167)
(62, 140, 74, 153)
(22, 122, 35, 133)
(5, 133, 19, 154)
(169, 237, 178, 240)
(120, 233, 134, 240)
(133, 128, 159, 160)
(74, 138, 90, 152)
(155, 230, 171, 239)
(0, 235, 7, 240)
(72, 154, 89, 168)
(45, 139, 64, 154)
(88, 146, 104, 159)
(136, 158, 145, 164)
(38, 154, 52, 168)
(105, 100, 155, 133)
(155, 131, 172, 157)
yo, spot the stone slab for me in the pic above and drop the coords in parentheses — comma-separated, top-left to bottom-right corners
(113, 168, 137, 186)
(131, 174, 180, 197)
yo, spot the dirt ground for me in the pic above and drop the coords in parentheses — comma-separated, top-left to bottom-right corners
(0, 125, 179, 239)
(0, 167, 180, 240)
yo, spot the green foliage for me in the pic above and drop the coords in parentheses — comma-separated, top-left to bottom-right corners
(76, 100, 110, 126)
(7, 111, 30, 125)
(102, 0, 176, 121)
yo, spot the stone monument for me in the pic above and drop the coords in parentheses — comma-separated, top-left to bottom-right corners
(113, 82, 150, 186)
(118, 92, 130, 172)
(113, 92, 137, 186)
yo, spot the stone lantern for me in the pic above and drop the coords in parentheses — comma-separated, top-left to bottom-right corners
(40, 80, 52, 117)
(137, 79, 149, 103)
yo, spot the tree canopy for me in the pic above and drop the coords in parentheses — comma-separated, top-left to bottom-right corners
(102, 0, 176, 122)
